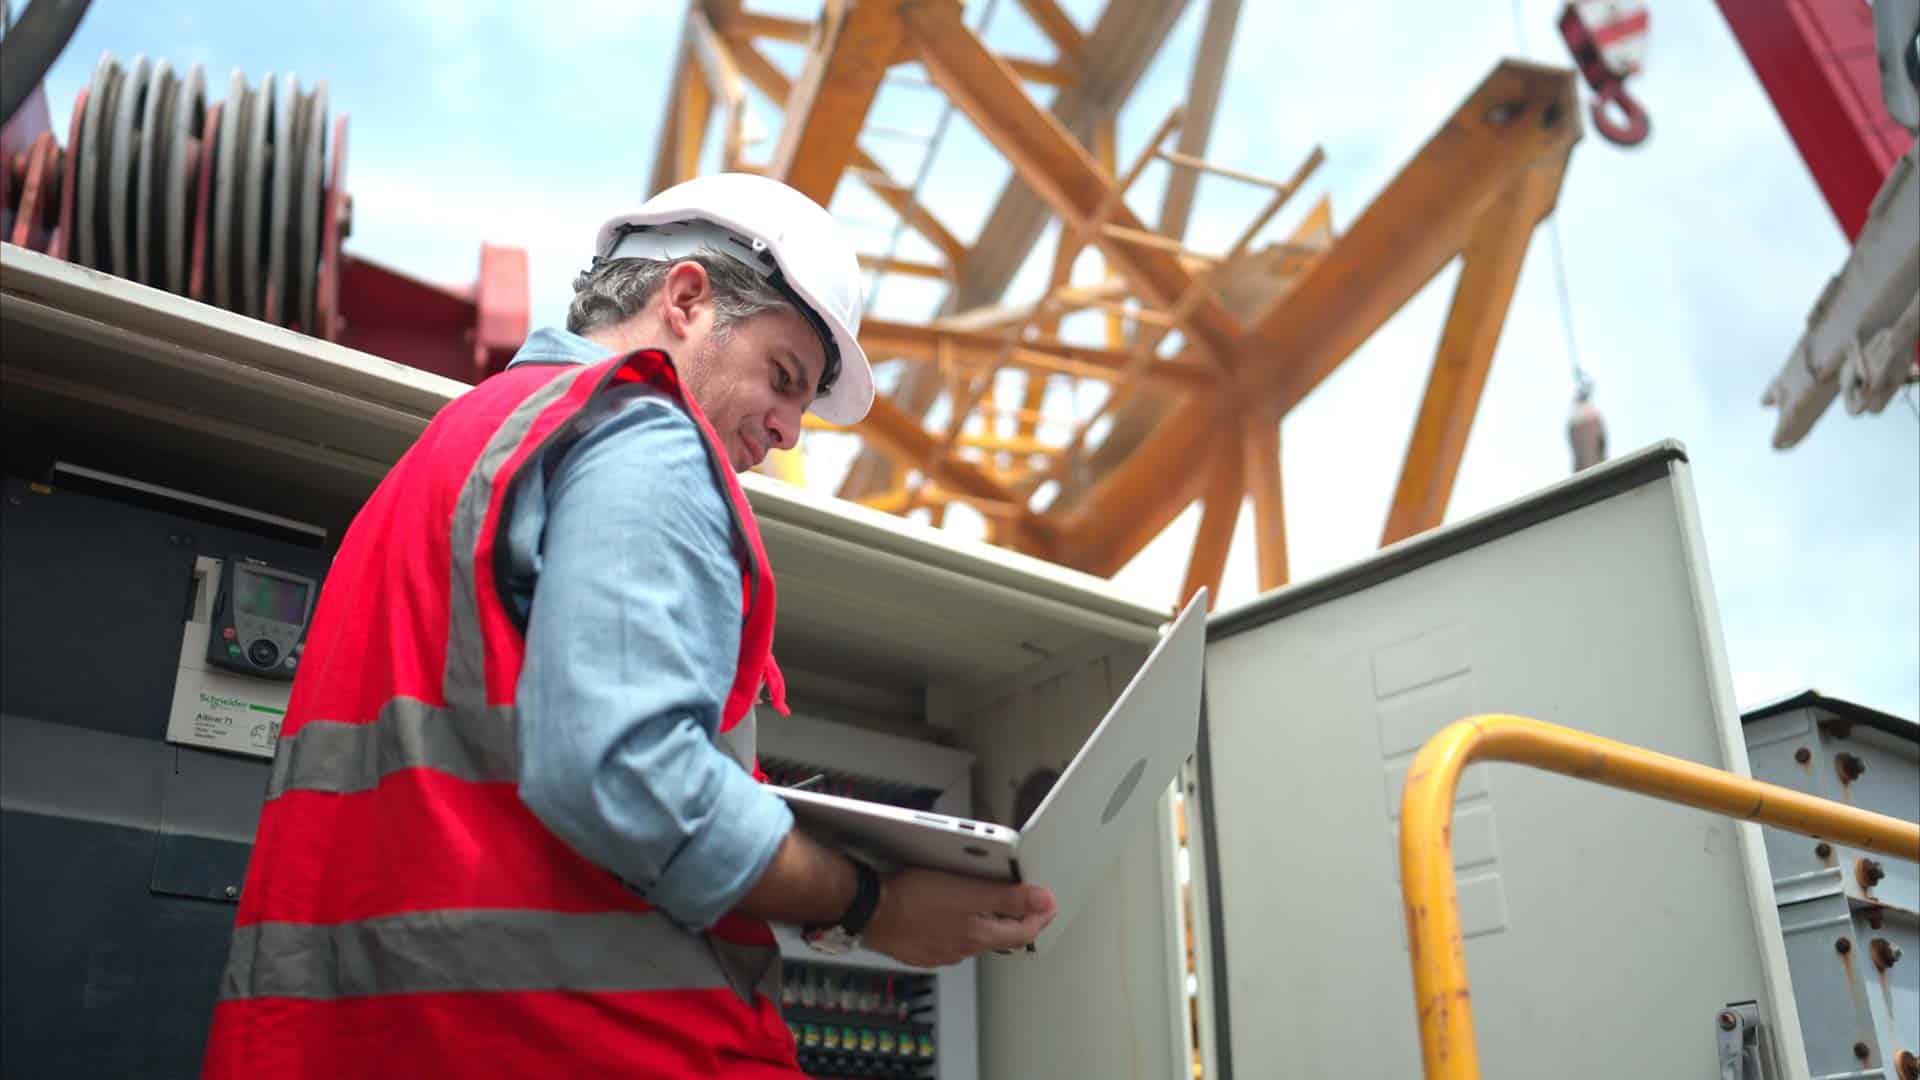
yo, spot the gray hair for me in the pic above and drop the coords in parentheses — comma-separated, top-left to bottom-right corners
(566, 249, 793, 340)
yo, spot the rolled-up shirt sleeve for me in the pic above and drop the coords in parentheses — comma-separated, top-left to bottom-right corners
(513, 393, 793, 930)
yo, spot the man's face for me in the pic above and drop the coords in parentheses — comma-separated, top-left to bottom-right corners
(682, 304, 826, 474)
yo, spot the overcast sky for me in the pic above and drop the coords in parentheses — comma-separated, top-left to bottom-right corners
(33, 0, 1918, 718)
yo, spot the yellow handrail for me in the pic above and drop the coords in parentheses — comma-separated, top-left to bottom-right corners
(1398, 714, 1920, 1080)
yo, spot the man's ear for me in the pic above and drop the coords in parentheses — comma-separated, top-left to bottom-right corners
(659, 261, 712, 342)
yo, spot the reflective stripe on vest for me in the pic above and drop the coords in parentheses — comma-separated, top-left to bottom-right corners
(444, 361, 577, 711)
(267, 699, 516, 798)
(208, 351, 795, 1075)
(221, 910, 781, 1003)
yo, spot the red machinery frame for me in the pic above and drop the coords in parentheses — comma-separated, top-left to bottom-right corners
(1717, 0, 1912, 240)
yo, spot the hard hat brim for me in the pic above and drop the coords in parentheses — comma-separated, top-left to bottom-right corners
(594, 209, 875, 426)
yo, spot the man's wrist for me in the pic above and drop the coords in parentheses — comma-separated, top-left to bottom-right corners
(802, 857, 881, 955)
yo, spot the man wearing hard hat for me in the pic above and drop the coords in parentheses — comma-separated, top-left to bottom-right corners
(204, 173, 1057, 1077)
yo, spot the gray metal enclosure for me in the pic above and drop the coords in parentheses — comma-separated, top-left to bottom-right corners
(1190, 443, 1805, 1079)
(0, 474, 324, 1077)
(1741, 693, 1918, 1080)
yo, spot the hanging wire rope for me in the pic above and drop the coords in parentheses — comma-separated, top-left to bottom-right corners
(1511, 0, 1592, 399)
(1513, 0, 1608, 471)
(1548, 215, 1592, 398)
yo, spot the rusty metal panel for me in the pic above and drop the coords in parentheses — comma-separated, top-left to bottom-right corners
(1775, 892, 1917, 1079)
(1744, 695, 1919, 1078)
(1196, 442, 1802, 1079)
(1744, 699, 1919, 916)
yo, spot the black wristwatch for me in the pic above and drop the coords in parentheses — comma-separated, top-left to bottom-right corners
(801, 858, 881, 956)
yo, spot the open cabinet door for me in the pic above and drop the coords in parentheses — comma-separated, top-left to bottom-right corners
(1190, 442, 1807, 1079)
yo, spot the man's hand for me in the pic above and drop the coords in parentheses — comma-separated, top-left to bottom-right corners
(862, 869, 1057, 968)
(731, 828, 1057, 966)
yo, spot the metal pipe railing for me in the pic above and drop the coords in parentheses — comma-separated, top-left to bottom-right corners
(1397, 714, 1920, 1080)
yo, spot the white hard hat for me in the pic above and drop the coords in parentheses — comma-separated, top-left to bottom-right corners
(592, 173, 873, 425)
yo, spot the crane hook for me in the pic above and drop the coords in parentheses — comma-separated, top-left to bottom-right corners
(1588, 83, 1651, 146)
(1558, 1, 1652, 148)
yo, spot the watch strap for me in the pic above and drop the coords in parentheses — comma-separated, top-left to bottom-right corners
(838, 857, 882, 936)
(806, 857, 880, 939)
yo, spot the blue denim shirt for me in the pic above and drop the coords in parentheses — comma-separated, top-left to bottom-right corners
(502, 327, 793, 930)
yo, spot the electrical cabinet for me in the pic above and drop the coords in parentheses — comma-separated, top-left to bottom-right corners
(759, 714, 977, 1079)
(1191, 444, 1810, 1079)
(1, 242, 1868, 1080)
(746, 480, 1180, 1080)
(0, 466, 329, 1078)
(747, 716, 972, 1077)
(0, 244, 1188, 1079)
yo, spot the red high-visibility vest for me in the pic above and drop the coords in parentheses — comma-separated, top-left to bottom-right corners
(203, 349, 798, 1078)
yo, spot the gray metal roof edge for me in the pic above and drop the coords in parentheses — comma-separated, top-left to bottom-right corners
(1740, 689, 1918, 742)
(1206, 440, 1690, 640)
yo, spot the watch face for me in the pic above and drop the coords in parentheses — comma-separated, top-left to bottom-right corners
(803, 925, 859, 957)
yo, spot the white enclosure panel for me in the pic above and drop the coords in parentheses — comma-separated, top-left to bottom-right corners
(1197, 445, 1801, 1079)
(947, 645, 1190, 1080)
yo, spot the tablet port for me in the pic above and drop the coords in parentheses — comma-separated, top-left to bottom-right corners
(959, 822, 975, 831)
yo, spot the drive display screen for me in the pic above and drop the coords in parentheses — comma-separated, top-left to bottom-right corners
(236, 568, 310, 624)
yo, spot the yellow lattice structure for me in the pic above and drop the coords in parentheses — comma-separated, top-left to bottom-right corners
(653, 1, 1584, 604)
